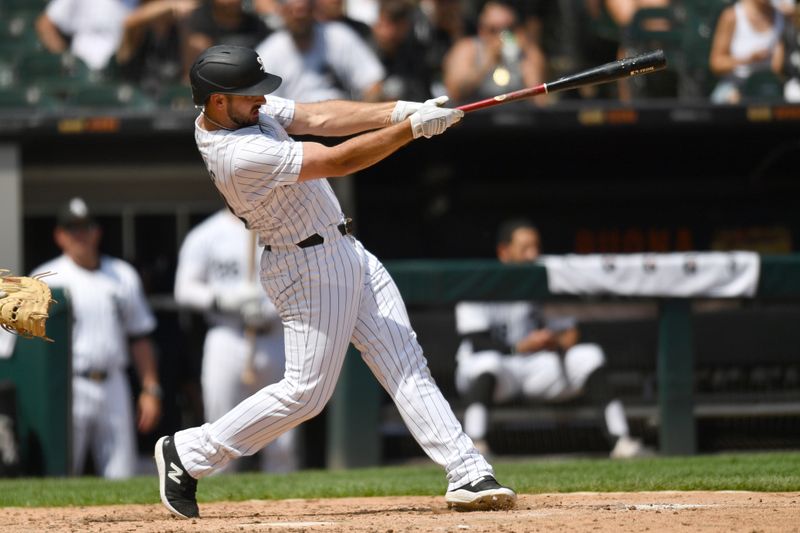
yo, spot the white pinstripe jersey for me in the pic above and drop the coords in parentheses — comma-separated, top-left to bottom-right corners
(194, 95, 345, 247)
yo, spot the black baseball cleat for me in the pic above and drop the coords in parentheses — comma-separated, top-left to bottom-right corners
(155, 435, 199, 519)
(445, 475, 517, 511)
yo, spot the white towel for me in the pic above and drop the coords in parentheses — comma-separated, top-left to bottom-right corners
(542, 252, 760, 298)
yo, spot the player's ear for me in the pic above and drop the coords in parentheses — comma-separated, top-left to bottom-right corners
(208, 93, 226, 110)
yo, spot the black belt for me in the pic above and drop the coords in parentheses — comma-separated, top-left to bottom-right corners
(76, 370, 108, 382)
(265, 219, 352, 252)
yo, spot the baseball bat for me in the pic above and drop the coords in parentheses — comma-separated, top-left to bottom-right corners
(456, 49, 667, 113)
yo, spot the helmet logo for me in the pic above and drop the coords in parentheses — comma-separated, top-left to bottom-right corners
(256, 56, 266, 73)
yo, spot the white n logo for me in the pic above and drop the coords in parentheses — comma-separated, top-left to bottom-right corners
(168, 462, 183, 484)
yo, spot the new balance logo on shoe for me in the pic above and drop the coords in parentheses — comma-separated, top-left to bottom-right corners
(168, 462, 183, 485)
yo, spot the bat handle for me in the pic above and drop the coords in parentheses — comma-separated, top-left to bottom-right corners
(456, 85, 547, 113)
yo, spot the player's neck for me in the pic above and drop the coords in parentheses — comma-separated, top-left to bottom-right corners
(67, 252, 100, 271)
(202, 112, 234, 132)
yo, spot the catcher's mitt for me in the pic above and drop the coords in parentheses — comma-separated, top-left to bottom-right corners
(0, 269, 57, 342)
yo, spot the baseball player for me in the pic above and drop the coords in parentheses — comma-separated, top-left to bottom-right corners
(174, 208, 299, 473)
(454, 219, 646, 459)
(154, 44, 516, 519)
(32, 197, 163, 478)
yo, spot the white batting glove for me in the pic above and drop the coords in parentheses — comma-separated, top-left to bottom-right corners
(409, 105, 464, 139)
(0, 290, 6, 299)
(390, 95, 450, 124)
(215, 282, 263, 313)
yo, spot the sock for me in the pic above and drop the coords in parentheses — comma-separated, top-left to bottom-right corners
(464, 403, 489, 441)
(604, 398, 630, 439)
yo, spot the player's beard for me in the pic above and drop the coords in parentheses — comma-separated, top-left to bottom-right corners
(228, 106, 260, 128)
(225, 97, 260, 128)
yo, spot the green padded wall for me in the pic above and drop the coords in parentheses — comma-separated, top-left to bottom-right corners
(0, 288, 70, 476)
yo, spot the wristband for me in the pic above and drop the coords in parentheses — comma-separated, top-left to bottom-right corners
(142, 384, 163, 399)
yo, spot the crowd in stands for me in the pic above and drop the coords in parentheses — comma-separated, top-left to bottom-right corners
(0, 0, 799, 111)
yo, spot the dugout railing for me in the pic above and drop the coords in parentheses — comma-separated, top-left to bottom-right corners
(327, 256, 800, 467)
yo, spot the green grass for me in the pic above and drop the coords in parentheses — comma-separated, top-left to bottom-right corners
(1, 450, 799, 508)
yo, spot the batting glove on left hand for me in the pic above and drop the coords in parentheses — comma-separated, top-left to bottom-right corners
(391, 95, 450, 124)
(409, 106, 464, 139)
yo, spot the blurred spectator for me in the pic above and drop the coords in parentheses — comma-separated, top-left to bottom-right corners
(605, 0, 674, 100)
(251, 0, 285, 31)
(184, 0, 272, 77)
(35, 0, 135, 73)
(174, 209, 300, 474)
(506, 0, 555, 59)
(413, 0, 477, 97)
(454, 218, 647, 459)
(255, 0, 385, 102)
(31, 197, 163, 478)
(115, 0, 199, 98)
(561, 0, 622, 99)
(779, 0, 800, 101)
(252, 0, 281, 13)
(315, 0, 373, 41)
(605, 0, 671, 31)
(442, 1, 547, 107)
(370, 0, 433, 101)
(709, 0, 787, 104)
(346, 0, 380, 26)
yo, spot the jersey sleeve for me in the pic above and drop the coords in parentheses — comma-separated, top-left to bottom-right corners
(118, 261, 157, 337)
(232, 133, 303, 199)
(263, 95, 295, 128)
(45, 0, 76, 34)
(174, 226, 216, 310)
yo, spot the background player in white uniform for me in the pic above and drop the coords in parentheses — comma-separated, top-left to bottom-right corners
(33, 197, 163, 478)
(255, 0, 386, 102)
(455, 219, 646, 459)
(154, 44, 515, 519)
(174, 208, 299, 473)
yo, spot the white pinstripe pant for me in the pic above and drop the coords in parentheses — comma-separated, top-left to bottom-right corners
(175, 232, 492, 490)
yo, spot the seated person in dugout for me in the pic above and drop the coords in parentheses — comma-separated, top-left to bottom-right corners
(454, 218, 648, 459)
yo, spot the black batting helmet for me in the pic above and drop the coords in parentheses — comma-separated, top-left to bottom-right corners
(190, 45, 282, 106)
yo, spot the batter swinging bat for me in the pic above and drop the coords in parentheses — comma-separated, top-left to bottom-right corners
(456, 49, 667, 113)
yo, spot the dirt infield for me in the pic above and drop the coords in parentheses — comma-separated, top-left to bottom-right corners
(1, 491, 797, 532)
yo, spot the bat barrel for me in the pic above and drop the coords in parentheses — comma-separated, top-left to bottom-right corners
(545, 49, 667, 94)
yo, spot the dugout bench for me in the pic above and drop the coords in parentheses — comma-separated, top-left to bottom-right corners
(327, 256, 800, 467)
